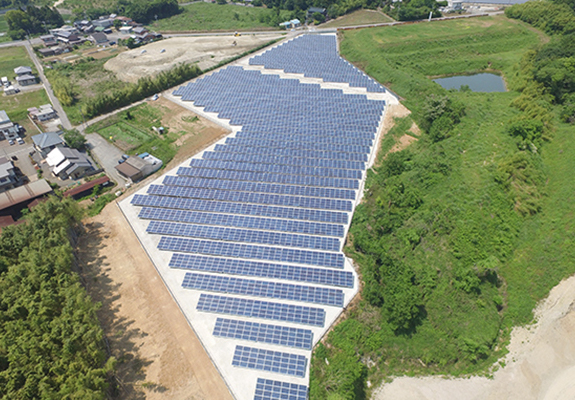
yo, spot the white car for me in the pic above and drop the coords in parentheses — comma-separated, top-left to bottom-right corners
(16, 137, 24, 145)
(8, 139, 15, 145)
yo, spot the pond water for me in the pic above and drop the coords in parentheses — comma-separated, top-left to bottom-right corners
(433, 73, 506, 92)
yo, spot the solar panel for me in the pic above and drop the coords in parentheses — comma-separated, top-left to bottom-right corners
(182, 272, 345, 307)
(139, 207, 345, 237)
(254, 378, 308, 400)
(163, 176, 356, 200)
(169, 253, 354, 288)
(147, 184, 353, 212)
(158, 236, 345, 269)
(213, 318, 313, 350)
(232, 345, 307, 377)
(131, 194, 349, 224)
(196, 294, 326, 327)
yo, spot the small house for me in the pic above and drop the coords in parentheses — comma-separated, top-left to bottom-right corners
(88, 32, 108, 45)
(119, 26, 133, 34)
(46, 147, 94, 180)
(13, 66, 32, 76)
(29, 104, 57, 122)
(115, 153, 162, 183)
(307, 6, 326, 19)
(16, 74, 37, 86)
(0, 111, 22, 140)
(32, 131, 65, 158)
(92, 18, 113, 29)
(0, 157, 18, 192)
(133, 26, 148, 35)
(40, 35, 58, 47)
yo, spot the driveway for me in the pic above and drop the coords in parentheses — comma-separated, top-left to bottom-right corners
(85, 133, 128, 186)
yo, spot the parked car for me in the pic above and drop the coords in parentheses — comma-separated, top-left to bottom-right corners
(8, 139, 15, 145)
(16, 137, 24, 145)
(118, 158, 125, 164)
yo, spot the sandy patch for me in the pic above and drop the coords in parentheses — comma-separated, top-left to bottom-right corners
(388, 134, 418, 155)
(104, 34, 283, 83)
(373, 274, 575, 400)
(77, 204, 233, 400)
(372, 102, 411, 164)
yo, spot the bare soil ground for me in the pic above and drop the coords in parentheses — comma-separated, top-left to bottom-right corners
(104, 35, 283, 83)
(373, 274, 575, 400)
(388, 134, 418, 155)
(78, 203, 234, 400)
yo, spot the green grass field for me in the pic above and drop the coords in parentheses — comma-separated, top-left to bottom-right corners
(99, 122, 153, 150)
(150, 2, 289, 31)
(88, 103, 177, 164)
(322, 9, 393, 27)
(0, 46, 36, 80)
(309, 15, 571, 399)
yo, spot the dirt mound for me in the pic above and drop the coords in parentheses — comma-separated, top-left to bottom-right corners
(104, 34, 282, 83)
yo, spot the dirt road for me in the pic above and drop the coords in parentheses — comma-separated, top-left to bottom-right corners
(77, 204, 233, 400)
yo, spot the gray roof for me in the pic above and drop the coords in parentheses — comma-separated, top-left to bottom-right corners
(90, 32, 108, 42)
(14, 66, 32, 75)
(32, 131, 64, 149)
(0, 111, 9, 124)
(16, 74, 36, 82)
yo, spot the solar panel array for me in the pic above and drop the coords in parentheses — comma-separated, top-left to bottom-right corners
(214, 318, 313, 350)
(254, 378, 308, 400)
(249, 34, 386, 93)
(232, 345, 307, 377)
(129, 34, 388, 400)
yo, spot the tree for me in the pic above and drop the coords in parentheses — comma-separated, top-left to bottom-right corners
(313, 12, 325, 23)
(113, 19, 123, 31)
(64, 129, 87, 151)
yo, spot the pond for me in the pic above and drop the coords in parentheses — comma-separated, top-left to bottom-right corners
(433, 73, 506, 92)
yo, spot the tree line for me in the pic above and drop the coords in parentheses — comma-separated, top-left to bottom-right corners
(0, 198, 113, 399)
(79, 63, 201, 119)
(71, 0, 181, 24)
(5, 5, 63, 40)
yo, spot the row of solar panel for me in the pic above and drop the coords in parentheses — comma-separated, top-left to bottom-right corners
(162, 176, 357, 201)
(159, 237, 345, 269)
(224, 138, 371, 156)
(254, 378, 308, 400)
(140, 207, 345, 238)
(188, 159, 363, 180)
(147, 184, 353, 212)
(213, 144, 369, 162)
(233, 130, 374, 145)
(214, 318, 313, 350)
(232, 345, 307, 377)
(182, 272, 345, 307)
(201, 151, 366, 171)
(147, 220, 341, 251)
(197, 294, 326, 327)
(131, 195, 349, 224)
(169, 253, 354, 288)
(176, 167, 360, 190)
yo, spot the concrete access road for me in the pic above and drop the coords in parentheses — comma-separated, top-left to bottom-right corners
(85, 133, 128, 186)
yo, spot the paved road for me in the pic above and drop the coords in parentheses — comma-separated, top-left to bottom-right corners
(85, 133, 128, 186)
(24, 42, 73, 130)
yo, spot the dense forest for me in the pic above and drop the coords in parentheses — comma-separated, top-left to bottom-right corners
(310, 1, 575, 398)
(0, 199, 113, 399)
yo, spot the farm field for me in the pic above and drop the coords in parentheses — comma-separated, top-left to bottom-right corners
(322, 9, 394, 27)
(0, 89, 50, 136)
(149, 2, 290, 32)
(309, 14, 574, 399)
(0, 46, 36, 81)
(87, 98, 228, 166)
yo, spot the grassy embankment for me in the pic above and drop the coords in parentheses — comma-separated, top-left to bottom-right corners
(0, 14, 10, 43)
(322, 9, 393, 28)
(309, 15, 575, 399)
(150, 2, 290, 32)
